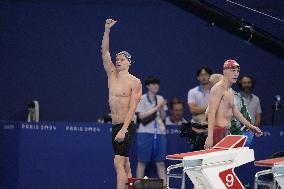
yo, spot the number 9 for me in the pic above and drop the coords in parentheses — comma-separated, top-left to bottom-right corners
(225, 174, 234, 187)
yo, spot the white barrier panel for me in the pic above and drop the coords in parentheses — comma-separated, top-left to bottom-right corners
(273, 164, 284, 187)
(255, 157, 284, 188)
(167, 135, 255, 189)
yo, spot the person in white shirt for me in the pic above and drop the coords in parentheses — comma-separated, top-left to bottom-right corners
(136, 76, 167, 185)
(188, 67, 212, 124)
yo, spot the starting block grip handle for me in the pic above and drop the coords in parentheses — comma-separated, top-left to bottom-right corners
(214, 135, 247, 149)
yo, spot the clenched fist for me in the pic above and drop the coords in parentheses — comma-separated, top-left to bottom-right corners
(105, 19, 117, 30)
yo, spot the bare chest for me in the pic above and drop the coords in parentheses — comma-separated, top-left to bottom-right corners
(108, 77, 132, 97)
(220, 91, 235, 108)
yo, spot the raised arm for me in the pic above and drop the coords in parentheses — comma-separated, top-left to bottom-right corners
(204, 86, 223, 149)
(101, 19, 117, 76)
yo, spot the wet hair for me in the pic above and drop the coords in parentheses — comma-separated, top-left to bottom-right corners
(144, 76, 160, 86)
(196, 67, 213, 76)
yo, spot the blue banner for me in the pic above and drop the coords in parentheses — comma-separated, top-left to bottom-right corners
(0, 121, 283, 189)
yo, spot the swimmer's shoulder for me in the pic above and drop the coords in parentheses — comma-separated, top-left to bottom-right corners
(129, 74, 141, 84)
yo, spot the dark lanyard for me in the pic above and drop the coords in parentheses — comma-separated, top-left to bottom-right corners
(147, 94, 158, 155)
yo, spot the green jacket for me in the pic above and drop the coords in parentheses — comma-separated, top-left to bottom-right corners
(230, 91, 252, 135)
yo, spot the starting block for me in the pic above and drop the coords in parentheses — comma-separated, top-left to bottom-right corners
(166, 135, 254, 189)
(254, 157, 284, 189)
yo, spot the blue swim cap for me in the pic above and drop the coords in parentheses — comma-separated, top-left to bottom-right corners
(116, 51, 132, 63)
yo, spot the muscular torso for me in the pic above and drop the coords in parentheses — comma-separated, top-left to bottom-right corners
(108, 73, 134, 124)
(215, 88, 235, 128)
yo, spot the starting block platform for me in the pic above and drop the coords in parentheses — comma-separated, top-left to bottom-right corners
(166, 135, 254, 189)
(254, 157, 284, 189)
